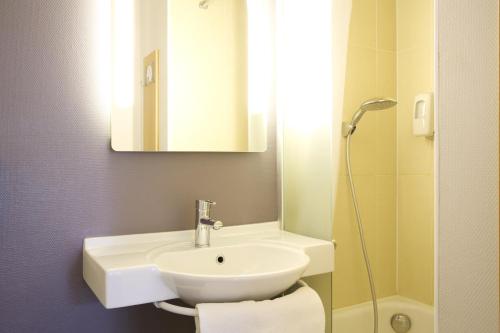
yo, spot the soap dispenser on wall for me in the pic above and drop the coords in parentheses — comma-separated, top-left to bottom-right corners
(413, 93, 434, 138)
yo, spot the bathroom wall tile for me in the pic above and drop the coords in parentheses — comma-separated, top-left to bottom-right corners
(375, 50, 397, 175)
(354, 176, 378, 255)
(349, 114, 377, 176)
(343, 46, 378, 176)
(344, 46, 377, 120)
(335, 0, 401, 310)
(397, 48, 434, 175)
(376, 50, 397, 98)
(397, 48, 434, 95)
(335, 0, 435, 312)
(397, 121, 434, 175)
(397, 175, 434, 305)
(374, 175, 397, 298)
(377, 0, 396, 51)
(375, 109, 397, 175)
(395, 0, 435, 308)
(397, 0, 434, 52)
(349, 0, 377, 49)
(333, 175, 378, 308)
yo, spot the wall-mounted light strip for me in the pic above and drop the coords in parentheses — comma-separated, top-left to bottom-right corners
(277, 0, 334, 133)
(112, 0, 134, 109)
(247, 0, 273, 151)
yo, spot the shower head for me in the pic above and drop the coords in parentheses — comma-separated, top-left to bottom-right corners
(359, 98, 397, 112)
(343, 97, 397, 137)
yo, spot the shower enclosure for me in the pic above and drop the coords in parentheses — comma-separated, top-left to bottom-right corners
(279, 0, 435, 332)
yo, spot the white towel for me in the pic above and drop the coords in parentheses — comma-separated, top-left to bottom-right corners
(195, 283, 325, 333)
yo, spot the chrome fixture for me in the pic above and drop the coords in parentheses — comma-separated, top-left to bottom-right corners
(344, 97, 397, 333)
(195, 200, 223, 248)
(391, 313, 412, 333)
(342, 98, 397, 137)
(199, 0, 210, 9)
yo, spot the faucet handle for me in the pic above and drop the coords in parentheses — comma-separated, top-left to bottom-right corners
(213, 221, 223, 230)
(200, 218, 223, 230)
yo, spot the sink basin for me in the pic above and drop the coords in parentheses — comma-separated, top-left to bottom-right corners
(149, 243, 310, 306)
(83, 222, 334, 309)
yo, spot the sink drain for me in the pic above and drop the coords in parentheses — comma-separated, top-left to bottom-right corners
(391, 313, 412, 333)
(216, 255, 225, 265)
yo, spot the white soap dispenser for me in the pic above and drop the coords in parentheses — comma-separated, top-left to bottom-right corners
(413, 93, 434, 137)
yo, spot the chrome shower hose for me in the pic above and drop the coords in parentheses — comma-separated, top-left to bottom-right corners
(346, 134, 379, 333)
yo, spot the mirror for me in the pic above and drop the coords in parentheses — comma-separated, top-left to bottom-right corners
(111, 0, 274, 152)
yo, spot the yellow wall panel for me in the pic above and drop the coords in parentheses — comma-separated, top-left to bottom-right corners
(349, 0, 377, 48)
(333, 0, 434, 309)
(397, 175, 434, 304)
(396, 0, 435, 305)
(377, 0, 396, 51)
(333, 0, 398, 309)
(143, 50, 159, 151)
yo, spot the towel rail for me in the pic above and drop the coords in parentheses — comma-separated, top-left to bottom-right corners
(154, 301, 198, 317)
(153, 280, 308, 317)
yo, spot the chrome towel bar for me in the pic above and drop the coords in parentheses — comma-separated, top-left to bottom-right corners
(154, 280, 308, 317)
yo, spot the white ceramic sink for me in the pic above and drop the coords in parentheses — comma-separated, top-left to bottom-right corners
(149, 243, 310, 306)
(83, 222, 334, 309)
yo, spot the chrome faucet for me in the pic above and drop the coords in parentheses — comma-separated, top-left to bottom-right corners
(195, 200, 223, 248)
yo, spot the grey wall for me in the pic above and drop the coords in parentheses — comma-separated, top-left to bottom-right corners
(0, 1, 278, 332)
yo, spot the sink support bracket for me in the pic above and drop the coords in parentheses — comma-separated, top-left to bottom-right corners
(153, 280, 308, 318)
(154, 301, 198, 317)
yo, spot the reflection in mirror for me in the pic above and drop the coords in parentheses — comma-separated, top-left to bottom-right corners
(111, 0, 274, 152)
